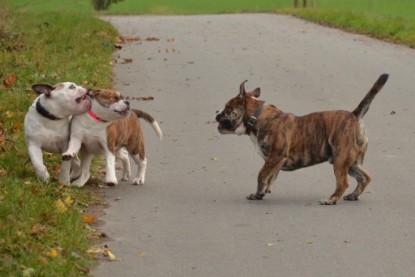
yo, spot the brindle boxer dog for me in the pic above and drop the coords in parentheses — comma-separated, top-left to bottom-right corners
(216, 74, 389, 205)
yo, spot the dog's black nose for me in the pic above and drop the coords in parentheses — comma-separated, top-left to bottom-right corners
(215, 113, 222, 122)
(125, 100, 130, 108)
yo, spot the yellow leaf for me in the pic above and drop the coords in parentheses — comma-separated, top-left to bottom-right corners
(64, 195, 73, 205)
(46, 248, 59, 258)
(137, 251, 146, 257)
(5, 111, 14, 118)
(55, 199, 67, 213)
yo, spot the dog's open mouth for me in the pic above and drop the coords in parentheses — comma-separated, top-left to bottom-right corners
(115, 108, 130, 116)
(218, 119, 233, 132)
(75, 94, 88, 103)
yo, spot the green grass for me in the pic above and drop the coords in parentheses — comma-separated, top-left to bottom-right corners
(5, 0, 415, 48)
(0, 3, 118, 275)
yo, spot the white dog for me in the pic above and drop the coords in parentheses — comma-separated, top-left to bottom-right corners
(24, 82, 91, 184)
(62, 88, 162, 187)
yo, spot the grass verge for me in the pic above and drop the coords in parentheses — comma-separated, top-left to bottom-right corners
(0, 4, 118, 276)
(283, 8, 415, 48)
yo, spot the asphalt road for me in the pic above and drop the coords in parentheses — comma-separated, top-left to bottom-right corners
(94, 14, 415, 277)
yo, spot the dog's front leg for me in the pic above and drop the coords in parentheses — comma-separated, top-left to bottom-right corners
(104, 150, 118, 186)
(247, 156, 287, 200)
(27, 143, 50, 182)
(62, 136, 82, 161)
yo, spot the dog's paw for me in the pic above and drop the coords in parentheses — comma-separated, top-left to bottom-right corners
(247, 192, 264, 200)
(319, 199, 337, 205)
(343, 194, 359, 201)
(106, 182, 118, 187)
(62, 152, 73, 161)
(37, 170, 50, 183)
(121, 171, 131, 181)
(70, 173, 90, 187)
(132, 178, 144, 186)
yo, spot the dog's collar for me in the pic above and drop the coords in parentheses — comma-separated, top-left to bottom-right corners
(35, 99, 62, 120)
(245, 102, 265, 135)
(87, 110, 107, 123)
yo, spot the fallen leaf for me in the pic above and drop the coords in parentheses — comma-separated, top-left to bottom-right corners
(45, 248, 60, 258)
(13, 121, 22, 130)
(120, 58, 133, 64)
(3, 73, 16, 88)
(82, 215, 96, 224)
(211, 157, 219, 161)
(55, 199, 67, 213)
(64, 195, 73, 205)
(137, 251, 146, 257)
(305, 240, 313, 245)
(30, 223, 46, 236)
(5, 111, 14, 118)
(103, 245, 116, 261)
(145, 37, 159, 41)
(117, 36, 141, 44)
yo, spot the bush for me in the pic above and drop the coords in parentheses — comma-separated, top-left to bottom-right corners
(92, 0, 124, 11)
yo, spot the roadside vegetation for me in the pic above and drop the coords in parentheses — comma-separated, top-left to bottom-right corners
(1, 0, 413, 275)
(0, 2, 117, 275)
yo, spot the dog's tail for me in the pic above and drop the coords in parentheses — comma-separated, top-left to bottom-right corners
(132, 109, 162, 140)
(352, 74, 389, 119)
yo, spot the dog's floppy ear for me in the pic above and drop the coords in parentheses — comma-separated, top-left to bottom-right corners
(239, 80, 248, 98)
(31, 84, 53, 97)
(87, 88, 96, 98)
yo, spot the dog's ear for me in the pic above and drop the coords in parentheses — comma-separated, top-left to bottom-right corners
(238, 80, 248, 98)
(31, 84, 53, 97)
(251, 88, 261, 98)
(87, 89, 96, 98)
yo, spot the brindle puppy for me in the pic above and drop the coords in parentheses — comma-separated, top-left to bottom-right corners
(216, 74, 389, 205)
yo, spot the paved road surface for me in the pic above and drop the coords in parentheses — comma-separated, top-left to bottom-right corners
(94, 14, 415, 276)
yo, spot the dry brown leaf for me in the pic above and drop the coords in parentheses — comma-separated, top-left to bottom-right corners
(120, 58, 133, 64)
(3, 73, 16, 88)
(117, 36, 141, 44)
(30, 223, 46, 236)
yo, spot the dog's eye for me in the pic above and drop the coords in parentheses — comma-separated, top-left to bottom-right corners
(69, 84, 75, 90)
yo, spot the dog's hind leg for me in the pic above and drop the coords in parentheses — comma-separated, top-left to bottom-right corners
(70, 158, 81, 180)
(131, 154, 147, 186)
(320, 153, 353, 205)
(116, 148, 131, 181)
(265, 173, 279, 194)
(71, 148, 92, 187)
(344, 163, 371, 201)
(58, 160, 71, 185)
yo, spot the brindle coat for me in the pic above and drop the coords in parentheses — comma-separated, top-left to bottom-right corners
(216, 74, 389, 204)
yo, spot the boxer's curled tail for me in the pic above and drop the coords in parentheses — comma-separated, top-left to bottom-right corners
(352, 73, 389, 119)
(132, 109, 162, 140)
